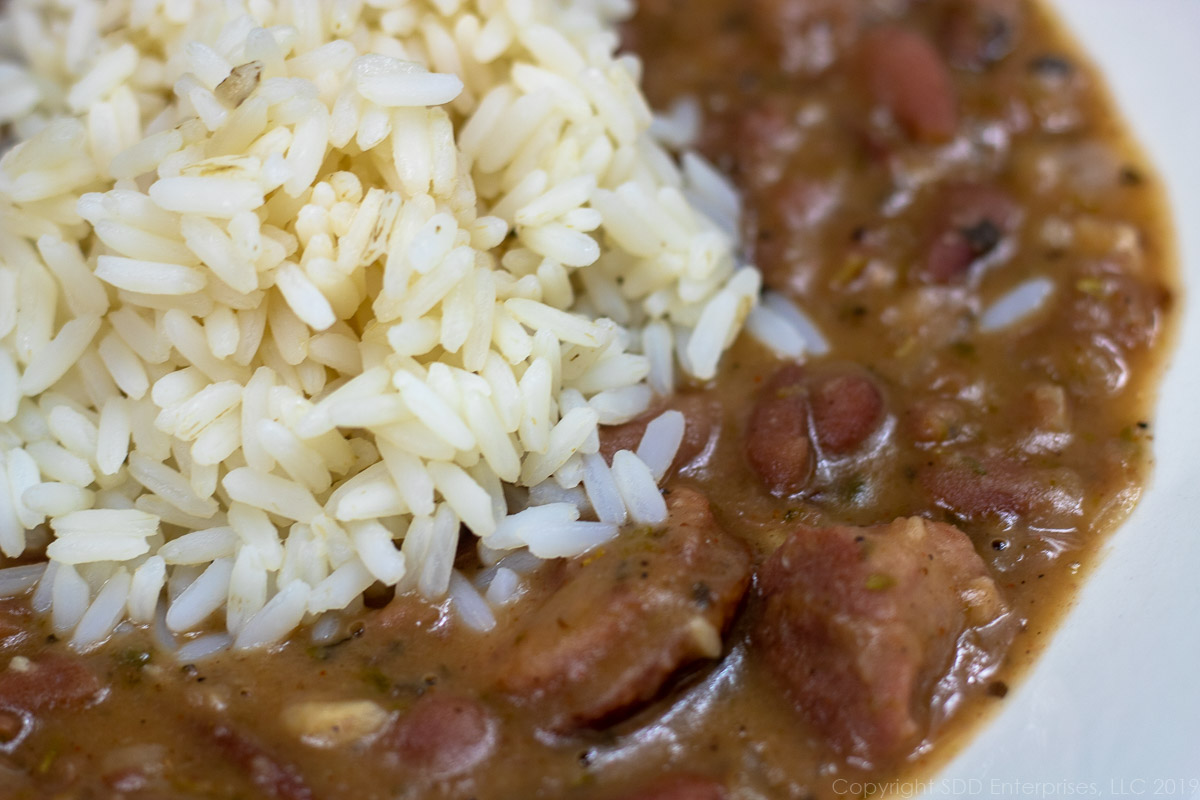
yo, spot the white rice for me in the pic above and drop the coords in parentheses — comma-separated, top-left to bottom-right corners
(979, 277, 1056, 332)
(308, 558, 374, 616)
(448, 570, 497, 633)
(51, 562, 90, 635)
(22, 482, 95, 517)
(746, 303, 812, 360)
(0, 563, 46, 597)
(159, 527, 238, 565)
(233, 579, 311, 651)
(581, 452, 628, 526)
(521, 519, 620, 560)
(484, 566, 522, 607)
(128, 556, 166, 624)
(0, 0, 760, 652)
(0, 457, 25, 557)
(175, 632, 234, 663)
(70, 568, 131, 651)
(611, 450, 669, 526)
(636, 410, 687, 483)
(759, 291, 831, 356)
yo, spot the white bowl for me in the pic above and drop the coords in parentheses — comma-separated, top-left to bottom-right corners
(931, 0, 1200, 792)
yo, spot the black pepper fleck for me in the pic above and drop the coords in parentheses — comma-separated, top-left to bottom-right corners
(1119, 166, 1145, 186)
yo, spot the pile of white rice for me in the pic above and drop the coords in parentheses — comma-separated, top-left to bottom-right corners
(0, 0, 772, 655)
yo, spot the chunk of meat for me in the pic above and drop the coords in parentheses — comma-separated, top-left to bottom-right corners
(599, 394, 722, 477)
(751, 0, 862, 77)
(754, 517, 1013, 768)
(202, 723, 314, 800)
(498, 489, 752, 729)
(941, 0, 1023, 71)
(618, 775, 728, 800)
(746, 364, 886, 494)
(859, 26, 958, 142)
(745, 364, 813, 495)
(0, 706, 28, 747)
(923, 184, 1022, 283)
(0, 653, 105, 713)
(905, 398, 969, 443)
(919, 451, 1084, 526)
(380, 694, 497, 780)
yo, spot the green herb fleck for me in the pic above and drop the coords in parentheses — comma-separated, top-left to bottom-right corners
(1076, 277, 1108, 297)
(115, 648, 152, 669)
(865, 573, 895, 591)
(36, 744, 59, 775)
(832, 254, 869, 286)
(950, 340, 976, 359)
(839, 475, 867, 505)
(362, 666, 392, 693)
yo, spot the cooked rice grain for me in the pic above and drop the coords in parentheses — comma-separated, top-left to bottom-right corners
(0, 0, 760, 652)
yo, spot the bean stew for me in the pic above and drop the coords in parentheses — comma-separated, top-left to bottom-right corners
(0, 0, 1178, 798)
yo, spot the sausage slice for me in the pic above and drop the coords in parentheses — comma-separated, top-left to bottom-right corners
(754, 517, 1014, 767)
(498, 489, 752, 729)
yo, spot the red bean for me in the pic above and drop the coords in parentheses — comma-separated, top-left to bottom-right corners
(0, 653, 105, 713)
(922, 184, 1021, 283)
(859, 26, 958, 142)
(745, 365, 812, 495)
(919, 452, 1084, 527)
(0, 708, 27, 747)
(599, 394, 722, 476)
(926, 232, 981, 284)
(382, 694, 497, 780)
(746, 365, 886, 493)
(204, 723, 314, 800)
(810, 373, 884, 454)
